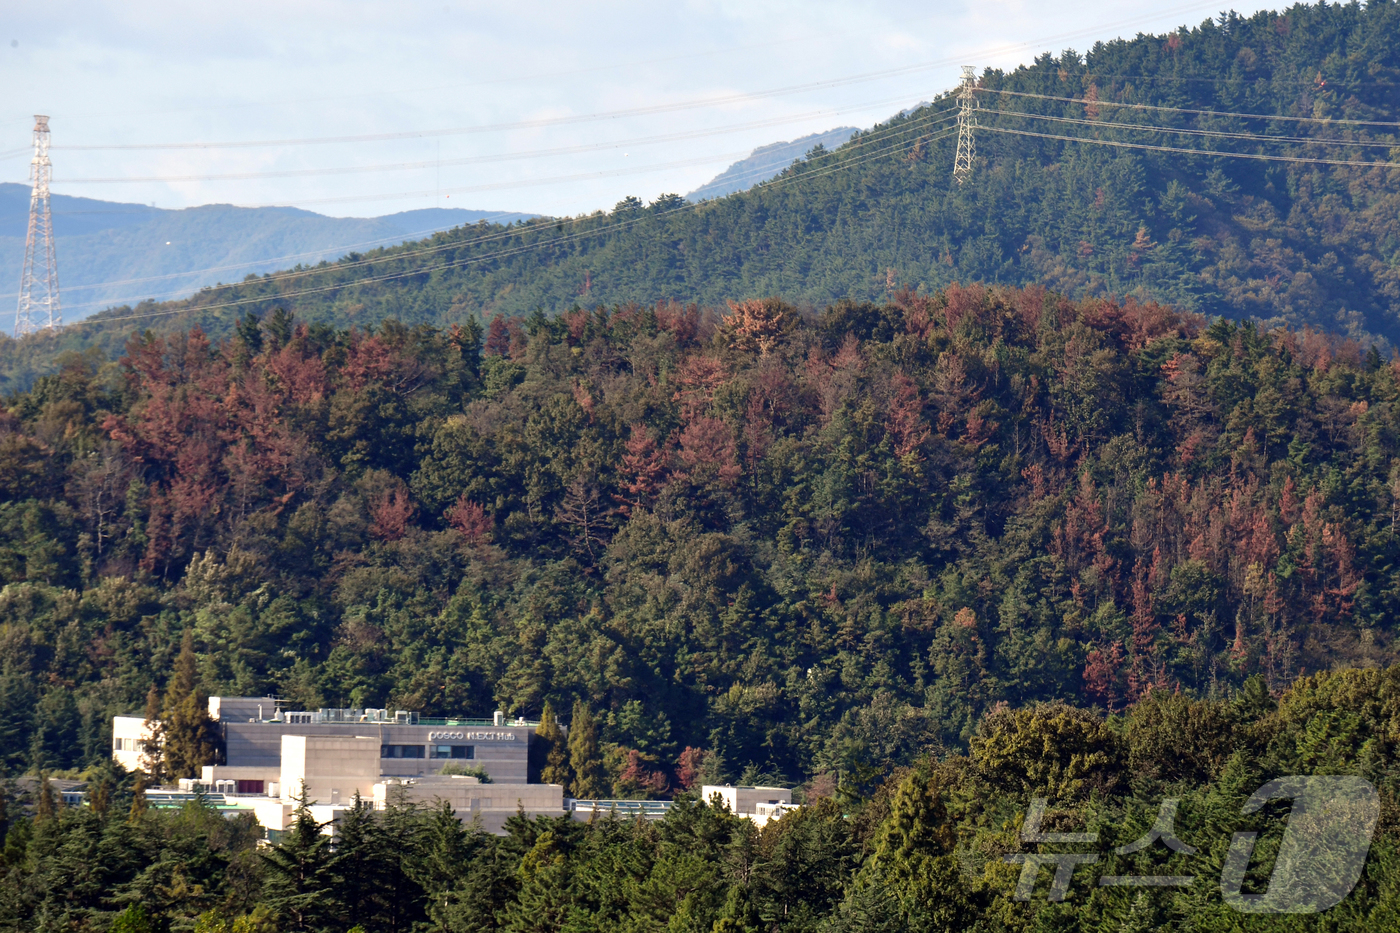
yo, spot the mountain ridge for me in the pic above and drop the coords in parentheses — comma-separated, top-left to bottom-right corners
(685, 125, 861, 201)
(0, 183, 535, 322)
(3, 1, 1399, 391)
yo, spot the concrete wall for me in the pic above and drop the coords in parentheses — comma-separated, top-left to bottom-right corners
(373, 777, 564, 834)
(245, 775, 564, 838)
(209, 696, 278, 723)
(223, 721, 531, 783)
(700, 785, 792, 815)
(200, 764, 281, 794)
(202, 765, 280, 782)
(111, 716, 155, 773)
(280, 735, 381, 805)
(247, 797, 294, 833)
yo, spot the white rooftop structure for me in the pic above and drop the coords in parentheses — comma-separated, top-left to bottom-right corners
(700, 785, 796, 826)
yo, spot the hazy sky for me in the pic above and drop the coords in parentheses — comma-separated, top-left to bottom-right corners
(2, 1, 1280, 219)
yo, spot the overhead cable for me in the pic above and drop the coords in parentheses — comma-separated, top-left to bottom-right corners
(979, 124, 1400, 168)
(62, 123, 955, 325)
(989, 108, 1398, 148)
(57, 99, 949, 185)
(56, 108, 957, 311)
(55, 65, 968, 151)
(59, 211, 531, 294)
(48, 0, 1227, 154)
(979, 87, 1400, 128)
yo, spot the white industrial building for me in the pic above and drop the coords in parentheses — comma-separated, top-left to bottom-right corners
(224, 734, 564, 837)
(112, 696, 537, 789)
(112, 696, 559, 835)
(111, 696, 799, 837)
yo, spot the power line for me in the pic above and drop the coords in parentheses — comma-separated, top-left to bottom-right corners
(52, 66, 971, 153)
(40, 83, 1400, 327)
(990, 108, 1399, 149)
(43, 0, 1225, 154)
(60, 148, 754, 192)
(58, 117, 875, 300)
(50, 146, 790, 311)
(54, 95, 940, 185)
(236, 105, 953, 210)
(58, 211, 531, 295)
(978, 87, 1400, 129)
(53, 108, 959, 314)
(76, 64, 1397, 325)
(62, 121, 957, 329)
(65, 122, 954, 316)
(979, 124, 1400, 169)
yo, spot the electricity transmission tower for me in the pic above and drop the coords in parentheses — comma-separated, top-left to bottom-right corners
(15, 114, 61, 336)
(953, 66, 978, 185)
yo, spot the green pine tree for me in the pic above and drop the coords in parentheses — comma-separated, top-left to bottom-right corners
(534, 702, 571, 788)
(436, 842, 519, 933)
(502, 830, 576, 933)
(259, 788, 335, 933)
(567, 701, 606, 800)
(327, 793, 384, 930)
(416, 798, 477, 927)
(108, 904, 155, 933)
(864, 771, 976, 928)
(139, 683, 166, 785)
(33, 770, 55, 825)
(376, 787, 429, 932)
(163, 630, 220, 780)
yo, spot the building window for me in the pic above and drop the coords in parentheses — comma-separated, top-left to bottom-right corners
(235, 780, 264, 794)
(380, 744, 426, 759)
(430, 745, 475, 759)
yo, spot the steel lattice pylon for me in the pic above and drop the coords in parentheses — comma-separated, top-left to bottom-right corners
(15, 114, 61, 337)
(953, 66, 978, 185)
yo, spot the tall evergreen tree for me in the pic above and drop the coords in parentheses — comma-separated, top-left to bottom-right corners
(163, 630, 220, 780)
(534, 703, 571, 788)
(567, 702, 606, 800)
(259, 791, 335, 933)
(378, 788, 429, 933)
(139, 684, 166, 785)
(327, 794, 383, 931)
(0, 664, 34, 775)
(416, 798, 476, 928)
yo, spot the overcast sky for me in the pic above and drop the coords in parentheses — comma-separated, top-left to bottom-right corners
(2, 0, 1280, 219)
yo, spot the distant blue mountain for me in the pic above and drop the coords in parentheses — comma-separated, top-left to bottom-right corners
(685, 126, 861, 202)
(0, 184, 535, 321)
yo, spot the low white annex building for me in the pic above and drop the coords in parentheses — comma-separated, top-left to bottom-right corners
(701, 785, 797, 827)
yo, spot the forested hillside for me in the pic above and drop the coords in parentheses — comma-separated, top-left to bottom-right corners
(6, 667, 1400, 932)
(4, 284, 1400, 790)
(3, 0, 1399, 391)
